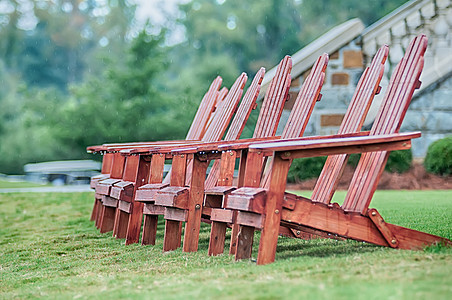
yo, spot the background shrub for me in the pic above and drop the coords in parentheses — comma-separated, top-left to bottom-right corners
(347, 149, 412, 174)
(385, 149, 413, 173)
(424, 136, 452, 176)
(287, 156, 327, 183)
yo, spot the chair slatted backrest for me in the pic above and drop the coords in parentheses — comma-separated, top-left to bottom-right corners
(311, 45, 389, 204)
(204, 68, 266, 188)
(207, 56, 293, 189)
(163, 73, 248, 185)
(342, 34, 427, 214)
(281, 54, 329, 139)
(186, 76, 224, 140)
(201, 73, 248, 143)
(203, 87, 228, 136)
(260, 54, 329, 188)
(253, 56, 292, 138)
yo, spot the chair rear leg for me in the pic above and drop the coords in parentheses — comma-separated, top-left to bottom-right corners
(163, 220, 182, 251)
(229, 221, 240, 255)
(113, 210, 129, 239)
(235, 225, 255, 260)
(208, 221, 228, 256)
(142, 215, 159, 245)
(99, 206, 115, 233)
(95, 201, 103, 229)
(90, 198, 100, 221)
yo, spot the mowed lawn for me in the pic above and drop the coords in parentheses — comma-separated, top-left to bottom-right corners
(0, 190, 451, 299)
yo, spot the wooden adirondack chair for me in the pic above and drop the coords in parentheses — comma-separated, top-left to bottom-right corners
(88, 77, 226, 224)
(144, 54, 331, 254)
(133, 56, 295, 252)
(105, 72, 250, 242)
(88, 76, 224, 185)
(205, 45, 388, 258)
(228, 34, 451, 265)
(134, 67, 265, 246)
(91, 78, 227, 232)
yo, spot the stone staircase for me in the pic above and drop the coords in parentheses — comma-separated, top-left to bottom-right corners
(263, 0, 452, 158)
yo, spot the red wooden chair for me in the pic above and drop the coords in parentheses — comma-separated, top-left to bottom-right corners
(206, 45, 388, 257)
(91, 78, 227, 232)
(144, 54, 331, 253)
(134, 67, 266, 246)
(106, 72, 250, 242)
(88, 77, 226, 224)
(131, 56, 295, 251)
(227, 34, 451, 265)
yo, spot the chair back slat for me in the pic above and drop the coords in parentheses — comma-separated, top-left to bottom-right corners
(253, 56, 292, 138)
(281, 54, 329, 138)
(261, 54, 329, 188)
(224, 68, 266, 141)
(311, 45, 388, 204)
(342, 34, 427, 214)
(202, 73, 248, 142)
(186, 76, 223, 140)
(205, 68, 266, 189)
(203, 87, 228, 134)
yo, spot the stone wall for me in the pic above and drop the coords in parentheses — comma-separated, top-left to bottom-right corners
(403, 73, 452, 157)
(276, 0, 452, 158)
(282, 39, 366, 137)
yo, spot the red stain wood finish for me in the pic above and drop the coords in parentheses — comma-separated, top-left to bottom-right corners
(208, 54, 328, 256)
(311, 45, 388, 204)
(99, 74, 232, 241)
(126, 72, 247, 248)
(232, 35, 450, 265)
(226, 45, 389, 260)
(88, 76, 224, 223)
(95, 153, 125, 230)
(158, 73, 249, 251)
(90, 152, 114, 221)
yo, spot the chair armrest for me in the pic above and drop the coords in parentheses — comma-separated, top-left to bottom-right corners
(88, 140, 203, 153)
(127, 136, 283, 155)
(249, 132, 421, 159)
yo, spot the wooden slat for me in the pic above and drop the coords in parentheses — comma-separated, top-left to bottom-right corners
(311, 45, 388, 204)
(202, 73, 248, 142)
(186, 76, 223, 140)
(281, 54, 329, 139)
(204, 68, 265, 188)
(253, 56, 292, 138)
(342, 35, 427, 213)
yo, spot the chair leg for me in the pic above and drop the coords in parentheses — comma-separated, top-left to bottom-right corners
(125, 202, 144, 245)
(90, 198, 99, 221)
(256, 215, 280, 265)
(113, 209, 129, 239)
(95, 201, 103, 229)
(99, 206, 115, 233)
(208, 221, 227, 256)
(142, 215, 159, 245)
(229, 217, 240, 255)
(163, 220, 182, 251)
(235, 225, 254, 260)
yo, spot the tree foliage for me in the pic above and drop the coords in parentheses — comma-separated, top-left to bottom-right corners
(0, 0, 409, 174)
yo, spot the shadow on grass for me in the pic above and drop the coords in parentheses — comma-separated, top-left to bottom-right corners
(274, 237, 381, 261)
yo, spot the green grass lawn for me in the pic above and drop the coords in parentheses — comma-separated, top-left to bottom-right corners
(0, 190, 451, 299)
(0, 180, 49, 189)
